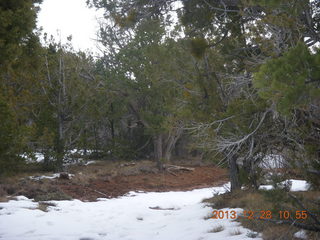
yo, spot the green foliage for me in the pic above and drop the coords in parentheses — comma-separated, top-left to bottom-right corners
(0, 94, 24, 176)
(0, 0, 42, 67)
(0, 0, 318, 199)
(112, 9, 137, 28)
(190, 38, 208, 59)
(254, 42, 320, 114)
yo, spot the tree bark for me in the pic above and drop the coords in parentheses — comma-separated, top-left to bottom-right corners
(228, 154, 241, 191)
(56, 112, 65, 171)
(110, 103, 115, 140)
(153, 134, 164, 171)
(243, 157, 259, 189)
(163, 128, 183, 162)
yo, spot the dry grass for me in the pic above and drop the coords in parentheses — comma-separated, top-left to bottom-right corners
(231, 192, 273, 210)
(229, 228, 242, 236)
(203, 212, 214, 220)
(67, 160, 159, 186)
(203, 189, 272, 210)
(0, 196, 10, 202)
(204, 188, 320, 240)
(37, 202, 57, 212)
(262, 225, 298, 240)
(0, 177, 72, 201)
(0, 159, 159, 202)
(208, 225, 225, 233)
(1, 159, 160, 202)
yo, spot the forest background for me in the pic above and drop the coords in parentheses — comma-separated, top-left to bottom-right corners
(0, 0, 320, 193)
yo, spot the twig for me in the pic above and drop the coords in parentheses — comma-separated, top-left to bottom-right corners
(253, 217, 320, 232)
(167, 170, 178, 176)
(85, 186, 109, 198)
(288, 193, 320, 226)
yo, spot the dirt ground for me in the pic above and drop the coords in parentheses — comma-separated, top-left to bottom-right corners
(0, 160, 228, 202)
(59, 165, 228, 201)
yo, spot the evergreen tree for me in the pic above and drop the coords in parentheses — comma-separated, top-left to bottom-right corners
(0, 0, 42, 175)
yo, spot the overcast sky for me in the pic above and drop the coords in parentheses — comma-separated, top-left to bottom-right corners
(37, 0, 103, 53)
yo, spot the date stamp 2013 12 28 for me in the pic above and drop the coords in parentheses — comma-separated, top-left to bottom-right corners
(211, 210, 308, 220)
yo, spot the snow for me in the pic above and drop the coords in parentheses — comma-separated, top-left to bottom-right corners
(29, 173, 60, 180)
(0, 184, 261, 240)
(21, 150, 98, 166)
(28, 173, 74, 181)
(259, 185, 274, 190)
(84, 160, 96, 166)
(294, 230, 308, 239)
(69, 149, 96, 155)
(259, 179, 310, 191)
(259, 154, 286, 169)
(287, 180, 310, 191)
(21, 152, 45, 163)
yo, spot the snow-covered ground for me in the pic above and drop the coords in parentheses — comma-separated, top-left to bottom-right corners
(0, 180, 309, 240)
(259, 179, 310, 191)
(28, 173, 75, 181)
(21, 150, 98, 166)
(0, 184, 260, 240)
(20, 152, 45, 163)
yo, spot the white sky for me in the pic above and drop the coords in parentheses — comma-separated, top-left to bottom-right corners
(37, 0, 103, 53)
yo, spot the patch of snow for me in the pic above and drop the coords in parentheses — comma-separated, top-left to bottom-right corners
(21, 152, 45, 163)
(259, 179, 310, 191)
(0, 184, 261, 240)
(21, 149, 96, 164)
(29, 173, 74, 181)
(29, 173, 60, 180)
(68, 149, 101, 155)
(286, 180, 310, 191)
(84, 160, 96, 166)
(294, 230, 308, 239)
(0, 196, 38, 216)
(21, 151, 95, 166)
(259, 185, 274, 190)
(15, 196, 30, 201)
(259, 154, 286, 169)
(69, 149, 90, 155)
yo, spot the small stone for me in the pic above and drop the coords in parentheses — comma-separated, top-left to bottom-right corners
(59, 172, 70, 180)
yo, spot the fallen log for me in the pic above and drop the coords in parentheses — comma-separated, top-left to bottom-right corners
(119, 162, 136, 167)
(149, 206, 180, 210)
(165, 164, 195, 172)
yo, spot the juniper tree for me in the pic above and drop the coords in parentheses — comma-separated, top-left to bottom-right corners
(87, 0, 320, 189)
(0, 0, 43, 174)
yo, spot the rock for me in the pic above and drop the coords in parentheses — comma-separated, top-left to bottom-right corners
(59, 172, 70, 180)
(294, 230, 307, 239)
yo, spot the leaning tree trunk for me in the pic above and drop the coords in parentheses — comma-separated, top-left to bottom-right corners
(228, 154, 241, 191)
(153, 134, 164, 171)
(163, 128, 183, 162)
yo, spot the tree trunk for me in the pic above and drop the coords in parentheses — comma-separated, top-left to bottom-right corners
(43, 150, 51, 171)
(153, 134, 164, 171)
(56, 113, 65, 171)
(110, 103, 115, 140)
(243, 157, 259, 189)
(163, 128, 183, 161)
(228, 154, 241, 191)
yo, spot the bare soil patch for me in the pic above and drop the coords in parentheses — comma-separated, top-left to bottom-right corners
(59, 165, 228, 201)
(0, 160, 228, 202)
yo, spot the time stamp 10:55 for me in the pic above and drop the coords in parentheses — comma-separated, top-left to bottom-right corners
(211, 210, 308, 220)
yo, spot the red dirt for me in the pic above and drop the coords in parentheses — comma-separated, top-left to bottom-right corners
(58, 166, 228, 201)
